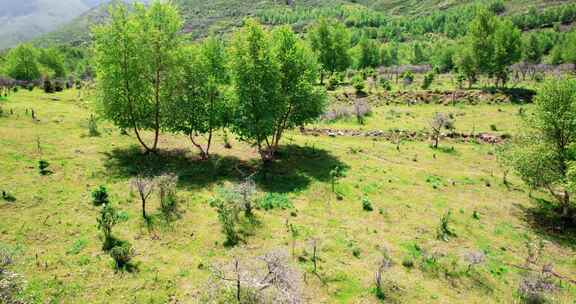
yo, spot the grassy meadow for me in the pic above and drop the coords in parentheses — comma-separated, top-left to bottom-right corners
(1, 87, 575, 303)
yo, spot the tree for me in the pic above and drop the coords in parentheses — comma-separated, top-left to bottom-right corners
(410, 42, 426, 65)
(167, 36, 229, 159)
(131, 175, 154, 219)
(356, 36, 380, 69)
(93, 2, 182, 153)
(38, 47, 66, 79)
(230, 21, 325, 162)
(429, 113, 454, 149)
(467, 8, 497, 76)
(492, 20, 522, 87)
(563, 31, 576, 68)
(4, 44, 41, 81)
(524, 33, 543, 65)
(502, 78, 576, 218)
(455, 46, 477, 88)
(308, 18, 351, 84)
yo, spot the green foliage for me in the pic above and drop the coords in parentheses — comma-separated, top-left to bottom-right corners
(437, 211, 457, 241)
(5, 44, 41, 81)
(493, 19, 522, 86)
(563, 31, 576, 66)
(209, 187, 242, 246)
(410, 42, 427, 65)
(421, 72, 435, 90)
(38, 160, 50, 175)
(379, 77, 391, 91)
(97, 203, 120, 250)
(67, 239, 88, 255)
(258, 193, 293, 211)
(355, 36, 380, 69)
(109, 241, 135, 271)
(351, 74, 365, 93)
(38, 47, 66, 78)
(502, 78, 576, 216)
(91, 186, 109, 206)
(88, 114, 99, 137)
(523, 33, 543, 64)
(93, 1, 183, 153)
(230, 21, 326, 161)
(157, 174, 179, 217)
(308, 18, 351, 76)
(362, 197, 373, 211)
(165, 36, 229, 159)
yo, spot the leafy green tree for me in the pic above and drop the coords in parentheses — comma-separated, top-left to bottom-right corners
(308, 18, 351, 84)
(230, 21, 325, 162)
(455, 46, 477, 88)
(502, 78, 576, 218)
(410, 42, 427, 65)
(563, 31, 576, 68)
(356, 36, 380, 69)
(4, 44, 41, 81)
(492, 20, 522, 87)
(467, 8, 497, 76)
(166, 36, 229, 159)
(93, 2, 182, 153)
(523, 33, 543, 64)
(38, 47, 66, 78)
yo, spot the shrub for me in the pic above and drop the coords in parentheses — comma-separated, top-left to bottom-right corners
(97, 203, 120, 250)
(54, 81, 64, 92)
(38, 160, 50, 175)
(109, 241, 135, 270)
(437, 211, 457, 241)
(490, 124, 498, 131)
(401, 71, 414, 86)
(258, 193, 293, 210)
(327, 76, 339, 91)
(379, 77, 392, 91)
(210, 187, 242, 246)
(43, 79, 54, 93)
(157, 173, 179, 217)
(352, 74, 365, 93)
(422, 72, 435, 90)
(91, 186, 109, 206)
(88, 114, 100, 137)
(1, 191, 16, 202)
(362, 197, 373, 211)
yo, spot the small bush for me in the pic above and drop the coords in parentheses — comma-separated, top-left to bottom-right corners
(490, 124, 498, 131)
(38, 160, 51, 175)
(362, 197, 373, 211)
(97, 204, 120, 250)
(379, 77, 392, 91)
(1, 191, 16, 202)
(91, 186, 109, 206)
(352, 74, 365, 93)
(88, 114, 100, 137)
(157, 173, 179, 217)
(210, 187, 242, 246)
(109, 241, 135, 270)
(54, 81, 64, 92)
(437, 211, 457, 241)
(402, 258, 414, 268)
(401, 71, 414, 86)
(258, 193, 293, 210)
(326, 76, 339, 91)
(43, 79, 54, 94)
(422, 72, 435, 90)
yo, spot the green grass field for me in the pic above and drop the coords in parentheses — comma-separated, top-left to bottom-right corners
(1, 88, 575, 303)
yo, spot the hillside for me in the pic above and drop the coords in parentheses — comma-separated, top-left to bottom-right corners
(0, 0, 150, 50)
(33, 0, 574, 48)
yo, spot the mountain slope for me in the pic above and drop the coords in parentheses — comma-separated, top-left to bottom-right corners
(32, 0, 576, 48)
(0, 0, 94, 50)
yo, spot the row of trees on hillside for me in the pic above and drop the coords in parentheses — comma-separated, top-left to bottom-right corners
(0, 44, 90, 82)
(94, 2, 326, 161)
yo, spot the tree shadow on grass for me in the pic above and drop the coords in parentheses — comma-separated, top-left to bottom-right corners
(481, 87, 536, 104)
(103, 144, 348, 194)
(515, 198, 576, 249)
(256, 144, 349, 193)
(102, 146, 254, 190)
